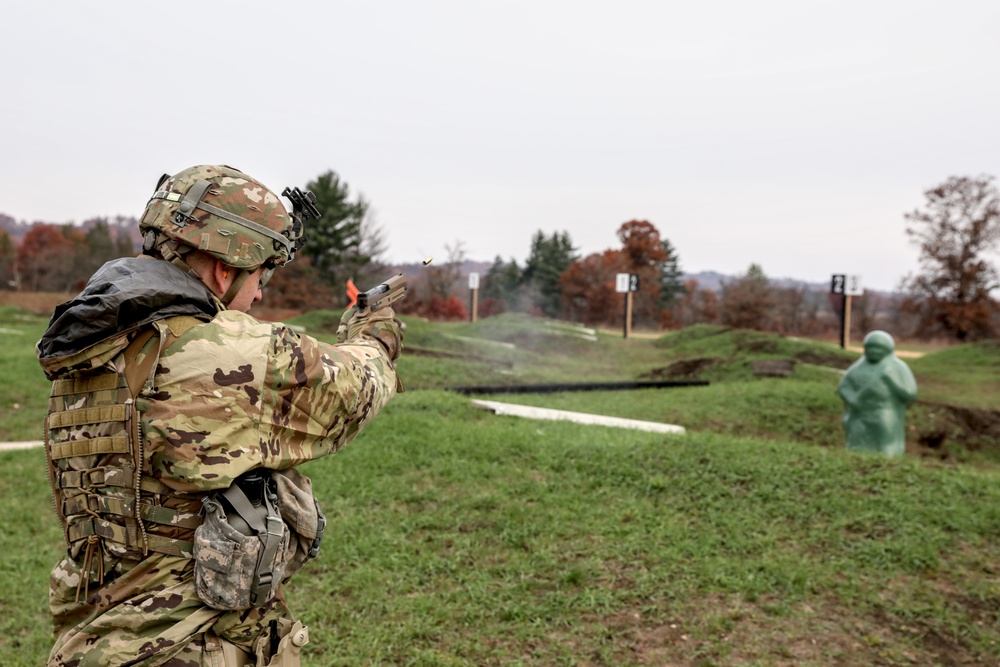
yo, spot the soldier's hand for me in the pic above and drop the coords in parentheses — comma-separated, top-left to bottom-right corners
(346, 307, 403, 361)
(336, 307, 356, 343)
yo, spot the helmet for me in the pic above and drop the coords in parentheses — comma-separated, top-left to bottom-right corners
(138, 164, 305, 272)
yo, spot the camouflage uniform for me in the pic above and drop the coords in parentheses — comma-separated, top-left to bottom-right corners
(36, 168, 400, 667)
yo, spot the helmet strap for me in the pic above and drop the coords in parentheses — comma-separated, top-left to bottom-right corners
(221, 268, 251, 306)
(149, 235, 202, 281)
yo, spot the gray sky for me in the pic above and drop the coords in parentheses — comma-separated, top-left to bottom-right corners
(2, 1, 999, 292)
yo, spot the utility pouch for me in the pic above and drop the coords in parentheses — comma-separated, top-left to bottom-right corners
(193, 471, 289, 610)
(272, 468, 327, 580)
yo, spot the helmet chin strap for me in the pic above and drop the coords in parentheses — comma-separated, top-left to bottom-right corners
(220, 268, 251, 306)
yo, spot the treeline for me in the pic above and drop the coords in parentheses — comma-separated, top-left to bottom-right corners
(3, 172, 998, 341)
(0, 212, 860, 338)
(0, 215, 137, 293)
(398, 228, 902, 342)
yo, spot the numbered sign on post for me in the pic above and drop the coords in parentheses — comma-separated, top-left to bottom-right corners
(845, 274, 863, 296)
(629, 274, 639, 292)
(468, 272, 480, 290)
(832, 274, 863, 296)
(616, 273, 630, 293)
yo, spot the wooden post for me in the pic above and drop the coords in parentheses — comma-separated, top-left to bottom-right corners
(625, 291, 633, 339)
(622, 293, 629, 339)
(468, 273, 480, 323)
(843, 295, 852, 349)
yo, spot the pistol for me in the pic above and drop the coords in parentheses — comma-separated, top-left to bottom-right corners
(355, 273, 407, 316)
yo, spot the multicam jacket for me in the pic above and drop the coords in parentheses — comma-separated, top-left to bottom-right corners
(36, 257, 398, 667)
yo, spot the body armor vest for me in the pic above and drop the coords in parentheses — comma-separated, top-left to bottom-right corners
(44, 316, 203, 599)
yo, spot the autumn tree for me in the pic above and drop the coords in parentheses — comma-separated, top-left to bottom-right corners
(617, 220, 668, 326)
(0, 231, 16, 290)
(675, 278, 719, 326)
(719, 263, 776, 330)
(900, 174, 1000, 340)
(771, 285, 806, 335)
(560, 249, 628, 325)
(263, 254, 337, 311)
(405, 241, 468, 320)
(300, 170, 370, 289)
(558, 220, 681, 328)
(17, 224, 78, 292)
(619, 220, 666, 267)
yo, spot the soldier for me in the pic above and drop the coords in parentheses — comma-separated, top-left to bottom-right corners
(35, 165, 403, 666)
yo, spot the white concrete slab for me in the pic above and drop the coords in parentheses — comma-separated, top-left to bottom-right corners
(0, 441, 44, 452)
(472, 400, 685, 434)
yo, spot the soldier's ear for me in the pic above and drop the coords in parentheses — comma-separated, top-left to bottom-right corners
(211, 260, 231, 296)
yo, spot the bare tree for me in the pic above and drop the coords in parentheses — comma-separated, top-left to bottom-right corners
(426, 241, 466, 301)
(900, 174, 1000, 340)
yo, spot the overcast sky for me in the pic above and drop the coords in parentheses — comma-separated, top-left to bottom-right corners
(2, 1, 999, 291)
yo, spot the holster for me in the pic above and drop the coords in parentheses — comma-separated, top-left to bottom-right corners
(194, 471, 289, 610)
(253, 619, 309, 667)
(205, 621, 308, 667)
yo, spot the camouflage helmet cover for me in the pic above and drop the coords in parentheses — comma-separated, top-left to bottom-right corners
(139, 165, 303, 270)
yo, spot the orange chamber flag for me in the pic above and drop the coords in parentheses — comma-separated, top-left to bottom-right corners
(346, 279, 359, 308)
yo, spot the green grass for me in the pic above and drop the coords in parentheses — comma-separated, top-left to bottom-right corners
(490, 376, 848, 448)
(4, 391, 999, 666)
(2, 307, 999, 665)
(907, 341, 1000, 410)
(0, 307, 50, 442)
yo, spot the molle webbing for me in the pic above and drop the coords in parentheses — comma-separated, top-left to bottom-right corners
(44, 315, 205, 566)
(44, 369, 142, 553)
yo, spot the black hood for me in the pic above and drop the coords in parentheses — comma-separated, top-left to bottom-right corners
(37, 257, 220, 361)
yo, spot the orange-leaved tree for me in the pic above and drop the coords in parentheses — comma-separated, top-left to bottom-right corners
(17, 223, 79, 292)
(617, 220, 668, 327)
(560, 249, 628, 325)
(560, 220, 678, 327)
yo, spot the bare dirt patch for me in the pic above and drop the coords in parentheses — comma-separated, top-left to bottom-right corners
(641, 357, 723, 379)
(909, 401, 1000, 461)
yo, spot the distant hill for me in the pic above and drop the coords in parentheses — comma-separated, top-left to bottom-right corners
(683, 270, 842, 294)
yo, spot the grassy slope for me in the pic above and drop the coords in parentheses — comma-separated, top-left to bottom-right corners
(0, 307, 50, 442)
(3, 391, 999, 666)
(2, 308, 999, 665)
(906, 341, 1000, 410)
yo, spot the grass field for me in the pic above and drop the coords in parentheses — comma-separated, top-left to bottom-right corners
(1, 306, 998, 666)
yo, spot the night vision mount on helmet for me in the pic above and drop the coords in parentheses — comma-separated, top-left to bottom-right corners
(138, 165, 320, 304)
